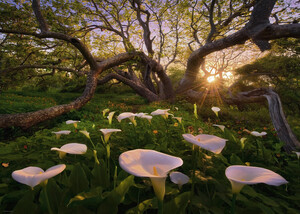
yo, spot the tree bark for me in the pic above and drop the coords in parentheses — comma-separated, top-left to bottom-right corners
(0, 72, 99, 128)
(227, 88, 300, 152)
(263, 90, 300, 152)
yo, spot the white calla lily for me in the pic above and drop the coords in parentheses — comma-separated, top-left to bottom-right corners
(107, 111, 115, 125)
(140, 115, 153, 123)
(136, 112, 148, 117)
(151, 109, 173, 120)
(51, 143, 87, 159)
(52, 130, 71, 139)
(251, 131, 267, 137)
(170, 171, 189, 188)
(100, 128, 122, 143)
(119, 149, 183, 201)
(66, 120, 80, 128)
(293, 151, 300, 159)
(79, 130, 90, 139)
(182, 134, 227, 154)
(213, 124, 225, 132)
(240, 137, 247, 149)
(12, 164, 66, 188)
(225, 165, 288, 194)
(117, 112, 137, 126)
(173, 117, 182, 124)
(102, 108, 110, 117)
(211, 107, 220, 117)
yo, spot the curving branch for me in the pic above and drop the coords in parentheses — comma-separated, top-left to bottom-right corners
(98, 72, 159, 102)
(130, 0, 154, 56)
(178, 23, 300, 93)
(0, 64, 81, 74)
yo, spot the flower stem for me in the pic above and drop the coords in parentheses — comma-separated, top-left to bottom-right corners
(113, 166, 118, 189)
(43, 186, 54, 214)
(189, 145, 197, 214)
(89, 138, 96, 149)
(231, 194, 237, 214)
(181, 122, 185, 133)
(158, 199, 164, 214)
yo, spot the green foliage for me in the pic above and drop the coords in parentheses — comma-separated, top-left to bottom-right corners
(234, 54, 300, 115)
(0, 91, 300, 213)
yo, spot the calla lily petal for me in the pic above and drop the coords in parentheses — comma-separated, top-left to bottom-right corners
(100, 128, 122, 142)
(12, 164, 66, 188)
(66, 120, 80, 128)
(136, 112, 148, 117)
(102, 108, 110, 117)
(79, 130, 90, 139)
(51, 143, 87, 155)
(66, 120, 80, 124)
(211, 107, 220, 117)
(117, 112, 137, 126)
(213, 124, 225, 132)
(119, 149, 183, 201)
(151, 109, 173, 119)
(52, 130, 71, 135)
(170, 172, 189, 187)
(251, 131, 267, 137)
(107, 111, 115, 125)
(293, 151, 300, 159)
(225, 165, 288, 194)
(119, 149, 183, 178)
(141, 115, 153, 123)
(173, 117, 182, 124)
(52, 130, 71, 139)
(183, 134, 227, 154)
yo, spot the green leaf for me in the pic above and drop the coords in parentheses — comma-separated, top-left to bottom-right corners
(69, 163, 89, 195)
(67, 186, 103, 208)
(13, 190, 39, 214)
(97, 175, 134, 214)
(126, 198, 156, 214)
(230, 154, 244, 165)
(91, 160, 109, 189)
(164, 191, 191, 214)
(40, 179, 62, 214)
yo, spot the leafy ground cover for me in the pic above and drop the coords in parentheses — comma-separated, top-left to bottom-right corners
(0, 91, 300, 213)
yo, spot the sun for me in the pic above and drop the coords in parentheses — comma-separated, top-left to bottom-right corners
(207, 76, 215, 83)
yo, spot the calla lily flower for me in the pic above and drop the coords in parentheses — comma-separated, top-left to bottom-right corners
(250, 131, 267, 137)
(66, 120, 80, 128)
(293, 151, 300, 159)
(79, 130, 90, 139)
(52, 130, 71, 139)
(141, 115, 153, 123)
(12, 164, 66, 188)
(194, 104, 198, 119)
(117, 112, 137, 126)
(136, 112, 148, 117)
(51, 143, 87, 159)
(151, 109, 173, 120)
(182, 134, 227, 154)
(102, 108, 110, 117)
(170, 172, 189, 188)
(107, 111, 115, 125)
(173, 117, 182, 124)
(100, 128, 122, 143)
(240, 137, 247, 149)
(211, 107, 220, 117)
(225, 165, 288, 194)
(119, 149, 183, 201)
(213, 124, 225, 132)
